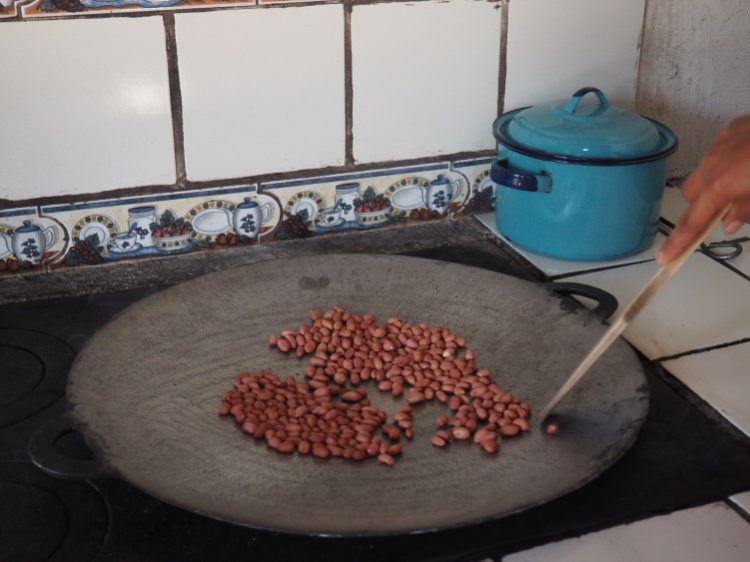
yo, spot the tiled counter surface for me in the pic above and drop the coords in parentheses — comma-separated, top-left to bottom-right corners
(475, 186, 750, 561)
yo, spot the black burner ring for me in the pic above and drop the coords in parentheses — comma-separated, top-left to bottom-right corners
(0, 460, 107, 562)
(0, 329, 74, 428)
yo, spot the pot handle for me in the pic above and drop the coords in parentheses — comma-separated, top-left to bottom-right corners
(564, 87, 610, 115)
(28, 417, 110, 480)
(545, 282, 619, 321)
(490, 158, 552, 193)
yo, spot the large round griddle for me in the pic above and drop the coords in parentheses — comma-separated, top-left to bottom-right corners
(56, 255, 648, 535)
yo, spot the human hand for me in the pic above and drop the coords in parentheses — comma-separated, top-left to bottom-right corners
(657, 115, 750, 264)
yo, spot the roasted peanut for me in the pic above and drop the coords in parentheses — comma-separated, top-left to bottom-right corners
(222, 308, 532, 467)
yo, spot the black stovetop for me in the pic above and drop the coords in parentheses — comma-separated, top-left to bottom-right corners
(2, 243, 749, 562)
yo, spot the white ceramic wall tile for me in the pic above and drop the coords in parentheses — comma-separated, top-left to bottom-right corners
(177, 6, 346, 181)
(475, 212, 665, 278)
(504, 0, 645, 112)
(0, 18, 175, 200)
(504, 502, 750, 562)
(351, 1, 501, 163)
(660, 186, 750, 276)
(663, 343, 750, 436)
(568, 253, 750, 358)
(730, 491, 750, 517)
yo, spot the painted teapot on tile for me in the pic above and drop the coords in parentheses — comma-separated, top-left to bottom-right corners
(0, 220, 57, 265)
(233, 198, 273, 238)
(424, 175, 460, 214)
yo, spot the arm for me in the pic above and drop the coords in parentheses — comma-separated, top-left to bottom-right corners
(657, 115, 750, 264)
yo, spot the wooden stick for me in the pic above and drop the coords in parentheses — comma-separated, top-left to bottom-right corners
(539, 203, 732, 426)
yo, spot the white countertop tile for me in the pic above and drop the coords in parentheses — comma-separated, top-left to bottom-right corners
(475, 213, 665, 278)
(567, 253, 750, 358)
(724, 248, 750, 279)
(662, 343, 750, 436)
(504, 502, 750, 562)
(730, 491, 750, 518)
(661, 187, 750, 277)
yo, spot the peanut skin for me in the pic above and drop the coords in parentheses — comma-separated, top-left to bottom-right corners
(222, 307, 532, 466)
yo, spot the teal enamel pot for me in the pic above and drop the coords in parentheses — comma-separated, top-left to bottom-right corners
(492, 87, 678, 261)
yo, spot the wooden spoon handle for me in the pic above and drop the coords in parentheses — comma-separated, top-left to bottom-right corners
(538, 203, 733, 426)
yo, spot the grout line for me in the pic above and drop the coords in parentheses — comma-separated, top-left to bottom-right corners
(549, 258, 656, 281)
(633, 0, 650, 109)
(163, 13, 187, 187)
(725, 497, 750, 525)
(654, 337, 750, 363)
(343, 3, 354, 166)
(650, 359, 750, 445)
(1, 150, 494, 210)
(714, 259, 750, 283)
(659, 218, 750, 282)
(497, 0, 509, 117)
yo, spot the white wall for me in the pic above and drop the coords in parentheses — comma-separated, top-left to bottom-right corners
(0, 0, 649, 203)
(0, 17, 176, 200)
(637, 0, 750, 178)
(504, 0, 645, 112)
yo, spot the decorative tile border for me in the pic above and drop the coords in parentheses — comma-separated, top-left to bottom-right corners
(452, 156, 496, 215)
(258, 0, 317, 4)
(0, 0, 20, 19)
(0, 157, 494, 277)
(20, 0, 257, 18)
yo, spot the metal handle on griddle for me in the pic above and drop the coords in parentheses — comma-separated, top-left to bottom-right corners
(545, 282, 619, 321)
(28, 417, 110, 479)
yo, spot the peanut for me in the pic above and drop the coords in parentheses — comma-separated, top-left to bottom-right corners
(220, 307, 532, 467)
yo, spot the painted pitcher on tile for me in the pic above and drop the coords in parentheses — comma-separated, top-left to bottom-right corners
(233, 198, 272, 238)
(334, 183, 362, 223)
(127, 206, 157, 248)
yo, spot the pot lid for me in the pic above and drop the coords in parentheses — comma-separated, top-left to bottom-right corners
(431, 174, 450, 186)
(237, 197, 259, 209)
(336, 182, 360, 191)
(494, 87, 678, 163)
(129, 206, 156, 215)
(15, 220, 40, 233)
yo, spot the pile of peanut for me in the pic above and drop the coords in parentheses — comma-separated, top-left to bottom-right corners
(219, 307, 531, 465)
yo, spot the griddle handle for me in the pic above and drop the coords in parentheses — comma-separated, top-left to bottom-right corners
(546, 282, 619, 321)
(28, 417, 109, 480)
